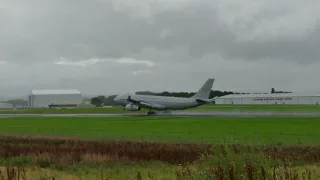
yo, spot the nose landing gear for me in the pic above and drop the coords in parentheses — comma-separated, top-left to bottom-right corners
(162, 110, 171, 114)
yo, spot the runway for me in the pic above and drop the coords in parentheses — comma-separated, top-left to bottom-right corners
(1, 112, 320, 118)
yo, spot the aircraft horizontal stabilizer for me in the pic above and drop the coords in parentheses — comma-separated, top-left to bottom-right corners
(195, 99, 214, 104)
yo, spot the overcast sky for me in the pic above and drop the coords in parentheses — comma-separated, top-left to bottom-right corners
(1, 0, 320, 98)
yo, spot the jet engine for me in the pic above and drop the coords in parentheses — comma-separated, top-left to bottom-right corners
(124, 103, 141, 111)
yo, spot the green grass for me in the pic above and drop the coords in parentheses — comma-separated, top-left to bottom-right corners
(190, 104, 320, 112)
(1, 116, 320, 145)
(2, 104, 320, 114)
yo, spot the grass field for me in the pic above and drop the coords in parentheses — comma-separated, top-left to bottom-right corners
(2, 106, 320, 179)
(1, 116, 320, 145)
(1, 115, 320, 179)
(2, 104, 320, 114)
(188, 104, 320, 113)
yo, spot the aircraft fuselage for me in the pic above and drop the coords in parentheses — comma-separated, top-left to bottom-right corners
(114, 78, 215, 112)
(115, 94, 206, 110)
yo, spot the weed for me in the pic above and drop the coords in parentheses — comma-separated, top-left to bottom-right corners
(0, 136, 319, 179)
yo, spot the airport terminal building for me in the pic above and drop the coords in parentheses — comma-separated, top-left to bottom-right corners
(215, 93, 320, 105)
(28, 89, 82, 108)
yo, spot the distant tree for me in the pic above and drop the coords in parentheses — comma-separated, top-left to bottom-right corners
(103, 95, 118, 106)
(90, 95, 120, 106)
(159, 91, 171, 97)
(3, 99, 28, 107)
(135, 90, 236, 99)
(210, 90, 234, 98)
(270, 88, 292, 94)
(90, 96, 105, 107)
(135, 91, 157, 96)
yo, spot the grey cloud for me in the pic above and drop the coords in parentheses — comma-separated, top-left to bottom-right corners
(146, 0, 320, 64)
(2, 0, 170, 63)
(1, 0, 320, 98)
(2, 0, 319, 64)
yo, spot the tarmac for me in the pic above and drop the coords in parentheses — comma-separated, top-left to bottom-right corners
(1, 112, 320, 118)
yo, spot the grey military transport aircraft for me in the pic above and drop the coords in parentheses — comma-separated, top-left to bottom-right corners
(114, 78, 215, 115)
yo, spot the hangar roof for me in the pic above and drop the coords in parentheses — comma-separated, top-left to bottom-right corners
(30, 89, 81, 95)
(216, 93, 320, 99)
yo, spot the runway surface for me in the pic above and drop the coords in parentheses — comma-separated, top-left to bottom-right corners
(1, 112, 320, 118)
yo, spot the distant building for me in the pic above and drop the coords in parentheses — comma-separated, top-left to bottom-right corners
(28, 89, 82, 108)
(215, 93, 320, 105)
(0, 102, 13, 109)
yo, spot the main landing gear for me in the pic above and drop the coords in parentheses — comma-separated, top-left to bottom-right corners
(147, 108, 156, 115)
(162, 110, 171, 114)
(147, 111, 156, 115)
(147, 109, 171, 115)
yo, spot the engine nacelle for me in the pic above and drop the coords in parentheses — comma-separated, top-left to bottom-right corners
(124, 103, 141, 111)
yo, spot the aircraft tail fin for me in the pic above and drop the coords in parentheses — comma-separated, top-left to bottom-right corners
(191, 78, 215, 99)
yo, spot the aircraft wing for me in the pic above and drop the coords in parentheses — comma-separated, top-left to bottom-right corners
(127, 96, 165, 109)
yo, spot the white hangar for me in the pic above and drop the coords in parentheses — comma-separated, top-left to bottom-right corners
(214, 93, 320, 105)
(0, 102, 13, 109)
(28, 89, 82, 107)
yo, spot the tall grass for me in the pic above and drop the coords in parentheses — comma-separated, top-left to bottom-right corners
(0, 135, 319, 179)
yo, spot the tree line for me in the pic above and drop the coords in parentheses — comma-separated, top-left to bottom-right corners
(90, 95, 118, 107)
(135, 90, 239, 98)
(271, 88, 292, 94)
